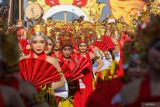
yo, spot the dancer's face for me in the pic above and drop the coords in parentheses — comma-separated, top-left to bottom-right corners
(54, 41, 61, 51)
(21, 34, 27, 40)
(127, 58, 147, 80)
(148, 41, 160, 71)
(31, 36, 46, 55)
(105, 29, 111, 36)
(78, 42, 88, 53)
(46, 39, 54, 54)
(62, 46, 73, 59)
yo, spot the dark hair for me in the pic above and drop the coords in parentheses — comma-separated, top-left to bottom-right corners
(143, 38, 160, 63)
(148, 38, 160, 49)
(47, 36, 55, 46)
(0, 32, 20, 73)
(61, 44, 73, 50)
(109, 50, 115, 60)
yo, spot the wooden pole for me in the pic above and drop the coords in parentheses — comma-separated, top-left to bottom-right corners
(8, 0, 13, 26)
(64, 11, 67, 24)
(19, 0, 22, 21)
(17, 0, 23, 26)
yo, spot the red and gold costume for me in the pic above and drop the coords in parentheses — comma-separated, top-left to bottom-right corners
(74, 35, 93, 107)
(20, 52, 61, 90)
(101, 35, 115, 51)
(16, 27, 30, 55)
(58, 32, 89, 83)
(86, 78, 123, 107)
(18, 39, 30, 55)
(74, 52, 93, 107)
(124, 76, 160, 107)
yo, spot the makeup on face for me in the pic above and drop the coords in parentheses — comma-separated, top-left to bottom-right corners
(31, 36, 47, 55)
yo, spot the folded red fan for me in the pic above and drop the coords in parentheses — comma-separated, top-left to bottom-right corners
(102, 36, 115, 51)
(19, 58, 61, 88)
(69, 74, 84, 82)
(61, 63, 72, 79)
(68, 56, 90, 82)
(94, 41, 109, 51)
(60, 56, 90, 82)
(94, 36, 115, 51)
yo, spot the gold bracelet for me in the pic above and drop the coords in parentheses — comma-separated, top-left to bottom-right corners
(59, 70, 63, 73)
(93, 56, 100, 62)
(47, 87, 55, 94)
(40, 85, 47, 90)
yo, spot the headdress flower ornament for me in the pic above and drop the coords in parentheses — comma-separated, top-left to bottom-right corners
(137, 14, 160, 46)
(123, 14, 160, 65)
(29, 33, 48, 44)
(34, 24, 46, 35)
(16, 27, 28, 38)
(122, 32, 146, 65)
(60, 32, 74, 49)
(76, 32, 89, 45)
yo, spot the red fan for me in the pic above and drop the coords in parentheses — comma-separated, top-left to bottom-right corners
(69, 56, 90, 82)
(60, 56, 90, 82)
(94, 41, 109, 51)
(102, 36, 115, 50)
(94, 36, 115, 51)
(61, 63, 72, 79)
(19, 58, 61, 88)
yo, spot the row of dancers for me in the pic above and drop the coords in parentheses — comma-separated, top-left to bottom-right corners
(2, 14, 160, 107)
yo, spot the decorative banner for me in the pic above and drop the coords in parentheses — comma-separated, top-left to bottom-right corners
(27, 0, 146, 23)
(28, 0, 105, 21)
(82, 0, 105, 22)
(42, 5, 90, 21)
(72, 0, 88, 7)
(45, 0, 60, 6)
(108, 0, 145, 24)
(28, 0, 90, 11)
(44, 0, 88, 7)
(35, 0, 89, 7)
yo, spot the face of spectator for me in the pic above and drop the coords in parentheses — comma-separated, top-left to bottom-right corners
(31, 36, 46, 55)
